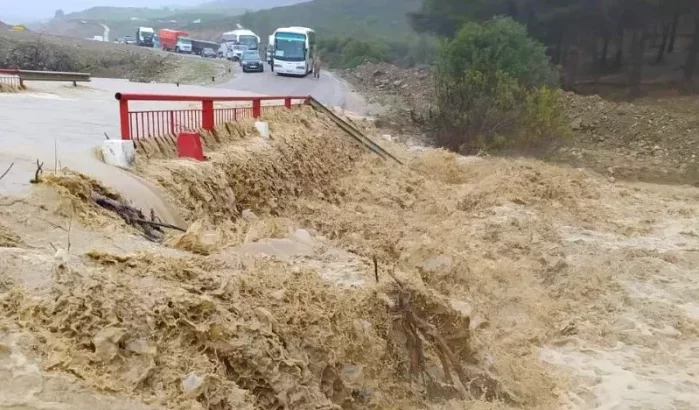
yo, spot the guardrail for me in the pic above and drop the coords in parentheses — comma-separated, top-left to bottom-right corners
(307, 97, 403, 164)
(115, 93, 310, 140)
(114, 92, 400, 163)
(0, 68, 91, 87)
(0, 72, 22, 88)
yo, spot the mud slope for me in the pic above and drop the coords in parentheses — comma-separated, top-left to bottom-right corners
(1, 110, 698, 409)
(133, 112, 699, 408)
(135, 106, 367, 223)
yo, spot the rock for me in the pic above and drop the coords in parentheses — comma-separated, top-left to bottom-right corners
(422, 254, 453, 272)
(182, 372, 205, 395)
(570, 117, 582, 131)
(269, 289, 286, 301)
(291, 229, 314, 246)
(241, 209, 258, 221)
(92, 327, 126, 362)
(125, 338, 156, 356)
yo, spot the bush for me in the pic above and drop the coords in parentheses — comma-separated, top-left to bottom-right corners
(0, 36, 83, 72)
(318, 36, 436, 69)
(427, 17, 567, 154)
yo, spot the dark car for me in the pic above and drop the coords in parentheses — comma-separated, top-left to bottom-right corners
(201, 47, 217, 58)
(241, 50, 263, 73)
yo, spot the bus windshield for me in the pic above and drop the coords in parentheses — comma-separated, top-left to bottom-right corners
(239, 35, 258, 49)
(274, 32, 306, 62)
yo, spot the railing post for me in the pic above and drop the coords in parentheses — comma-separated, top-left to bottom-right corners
(284, 97, 291, 109)
(119, 99, 131, 140)
(252, 98, 261, 118)
(202, 99, 214, 131)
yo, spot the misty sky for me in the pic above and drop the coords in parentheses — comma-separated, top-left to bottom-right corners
(0, 0, 199, 23)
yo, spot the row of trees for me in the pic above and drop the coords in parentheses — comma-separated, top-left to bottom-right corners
(409, 0, 699, 93)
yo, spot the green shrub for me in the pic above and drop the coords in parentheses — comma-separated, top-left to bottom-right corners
(427, 17, 567, 154)
(318, 36, 436, 69)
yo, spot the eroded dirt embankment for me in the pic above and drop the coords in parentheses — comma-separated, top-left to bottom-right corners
(1, 106, 699, 410)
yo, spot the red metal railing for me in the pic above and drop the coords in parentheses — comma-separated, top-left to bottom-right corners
(0, 69, 23, 88)
(115, 93, 311, 140)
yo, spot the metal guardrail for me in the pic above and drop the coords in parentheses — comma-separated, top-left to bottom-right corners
(0, 68, 91, 87)
(307, 97, 403, 164)
(115, 92, 309, 140)
(112, 92, 401, 164)
(0, 73, 22, 89)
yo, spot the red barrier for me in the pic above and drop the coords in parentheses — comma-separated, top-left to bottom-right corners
(0, 69, 23, 88)
(115, 92, 311, 140)
(177, 132, 205, 161)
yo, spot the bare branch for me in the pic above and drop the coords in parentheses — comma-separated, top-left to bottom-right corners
(0, 162, 14, 181)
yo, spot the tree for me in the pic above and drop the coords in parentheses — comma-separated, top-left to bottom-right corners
(439, 16, 559, 87)
(54, 9, 65, 18)
(428, 17, 566, 153)
(408, 0, 488, 38)
(685, 5, 699, 81)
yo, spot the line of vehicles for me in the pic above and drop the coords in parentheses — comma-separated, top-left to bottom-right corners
(118, 25, 317, 77)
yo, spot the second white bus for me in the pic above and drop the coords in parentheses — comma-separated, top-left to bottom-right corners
(272, 27, 316, 76)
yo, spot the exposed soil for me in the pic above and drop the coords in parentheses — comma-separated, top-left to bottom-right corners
(347, 62, 699, 186)
(1, 105, 698, 409)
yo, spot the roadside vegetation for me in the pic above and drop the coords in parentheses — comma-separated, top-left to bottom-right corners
(424, 17, 568, 154)
(0, 31, 231, 84)
(410, 0, 699, 92)
(384, 0, 699, 155)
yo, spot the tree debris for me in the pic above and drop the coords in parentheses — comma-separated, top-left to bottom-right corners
(88, 192, 182, 241)
(0, 162, 13, 181)
(29, 160, 43, 184)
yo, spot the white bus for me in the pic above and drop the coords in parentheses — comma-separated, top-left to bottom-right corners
(221, 29, 260, 60)
(272, 27, 316, 76)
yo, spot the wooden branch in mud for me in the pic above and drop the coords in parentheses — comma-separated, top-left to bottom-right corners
(131, 218, 186, 232)
(30, 160, 43, 184)
(386, 269, 514, 403)
(89, 192, 182, 241)
(0, 162, 14, 181)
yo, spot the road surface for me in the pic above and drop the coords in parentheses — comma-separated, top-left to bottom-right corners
(99, 24, 110, 42)
(0, 79, 262, 225)
(218, 64, 373, 115)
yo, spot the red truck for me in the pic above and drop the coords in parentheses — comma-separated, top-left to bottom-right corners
(159, 29, 191, 53)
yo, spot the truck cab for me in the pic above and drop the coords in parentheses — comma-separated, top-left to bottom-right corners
(176, 37, 193, 54)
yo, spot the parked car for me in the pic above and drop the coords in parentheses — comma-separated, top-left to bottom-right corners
(201, 47, 217, 58)
(240, 50, 264, 73)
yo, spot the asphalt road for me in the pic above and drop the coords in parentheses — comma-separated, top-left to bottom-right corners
(217, 63, 370, 114)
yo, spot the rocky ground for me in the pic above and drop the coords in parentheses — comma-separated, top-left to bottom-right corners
(0, 30, 232, 85)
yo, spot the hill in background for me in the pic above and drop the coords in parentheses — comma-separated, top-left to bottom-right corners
(197, 0, 310, 11)
(31, 0, 310, 40)
(185, 0, 422, 42)
(29, 0, 429, 68)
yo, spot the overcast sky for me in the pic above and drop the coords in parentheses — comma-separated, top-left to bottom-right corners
(0, 1, 198, 23)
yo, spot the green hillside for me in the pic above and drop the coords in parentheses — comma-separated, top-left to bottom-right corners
(36, 8, 246, 41)
(185, 0, 422, 41)
(59, 7, 191, 21)
(184, 0, 428, 67)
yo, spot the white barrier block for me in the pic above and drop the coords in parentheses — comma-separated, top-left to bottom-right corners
(255, 121, 270, 140)
(102, 140, 135, 169)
